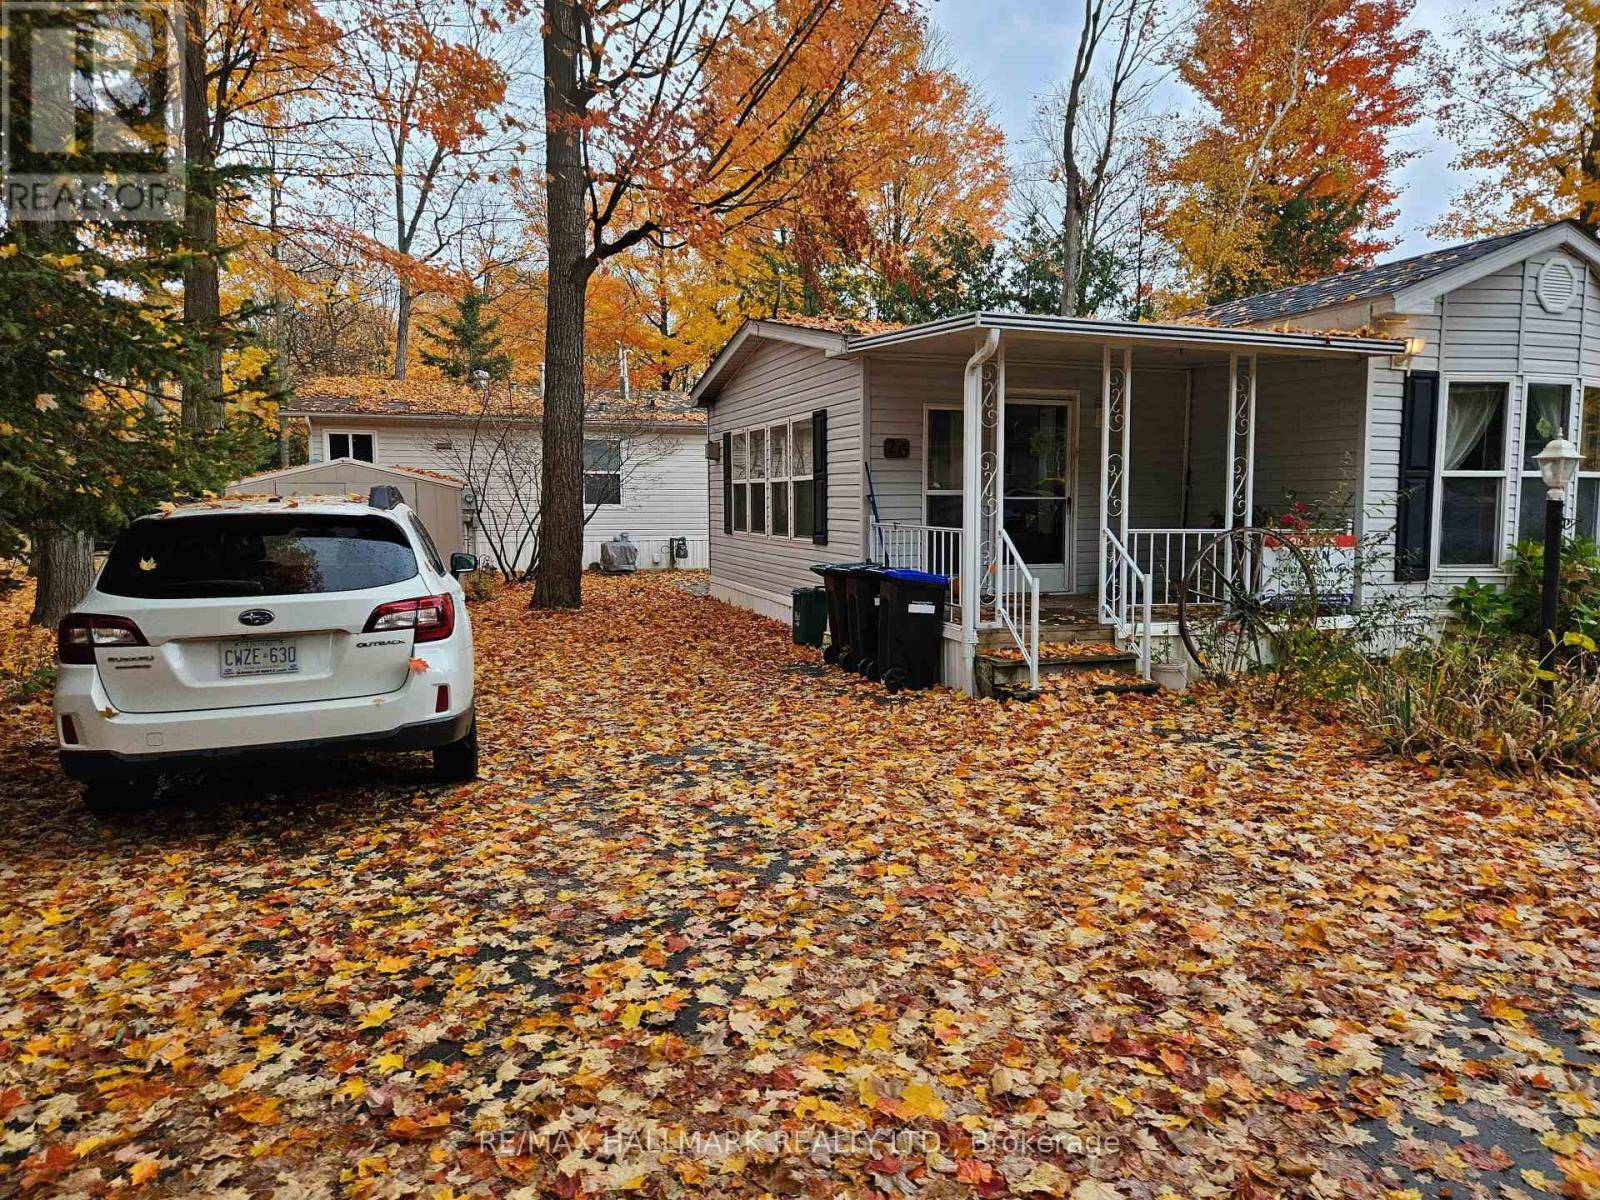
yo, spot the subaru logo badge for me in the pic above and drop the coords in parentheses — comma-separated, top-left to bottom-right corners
(238, 609, 275, 627)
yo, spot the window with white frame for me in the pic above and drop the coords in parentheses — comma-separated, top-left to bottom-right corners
(768, 422, 789, 537)
(1438, 381, 1509, 567)
(582, 438, 623, 506)
(328, 431, 375, 462)
(1580, 387, 1600, 540)
(925, 407, 962, 528)
(791, 418, 814, 538)
(1440, 385, 1510, 572)
(1517, 381, 1573, 545)
(731, 431, 749, 531)
(748, 427, 767, 534)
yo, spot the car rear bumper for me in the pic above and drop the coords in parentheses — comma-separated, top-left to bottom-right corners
(53, 635, 474, 780)
(59, 707, 474, 780)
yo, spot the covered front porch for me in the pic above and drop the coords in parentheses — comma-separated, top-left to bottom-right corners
(851, 316, 1394, 692)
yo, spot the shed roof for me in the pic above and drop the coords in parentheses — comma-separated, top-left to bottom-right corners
(229, 457, 466, 489)
(283, 376, 703, 425)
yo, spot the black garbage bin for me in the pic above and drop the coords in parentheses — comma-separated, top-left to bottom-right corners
(878, 569, 949, 691)
(844, 565, 888, 680)
(810, 562, 875, 666)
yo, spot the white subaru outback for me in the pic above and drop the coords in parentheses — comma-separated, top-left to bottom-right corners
(53, 490, 478, 814)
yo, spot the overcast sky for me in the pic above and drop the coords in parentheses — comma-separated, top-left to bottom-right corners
(927, 0, 1472, 257)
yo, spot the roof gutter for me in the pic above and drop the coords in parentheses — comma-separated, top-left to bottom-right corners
(839, 311, 1406, 357)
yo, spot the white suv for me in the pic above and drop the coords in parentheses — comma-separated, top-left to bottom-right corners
(53, 491, 478, 814)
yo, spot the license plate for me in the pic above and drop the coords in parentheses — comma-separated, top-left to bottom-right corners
(220, 639, 299, 677)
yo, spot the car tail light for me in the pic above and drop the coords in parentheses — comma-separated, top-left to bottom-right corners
(364, 594, 455, 643)
(435, 684, 450, 713)
(57, 614, 147, 664)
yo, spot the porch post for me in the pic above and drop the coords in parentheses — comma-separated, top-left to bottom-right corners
(1225, 352, 1256, 579)
(961, 329, 1000, 659)
(992, 337, 1006, 579)
(1099, 344, 1130, 622)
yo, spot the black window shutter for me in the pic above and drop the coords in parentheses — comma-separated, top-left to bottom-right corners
(721, 432, 732, 536)
(811, 409, 828, 545)
(1395, 370, 1439, 582)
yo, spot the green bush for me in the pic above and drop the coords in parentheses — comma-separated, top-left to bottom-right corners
(1449, 536, 1600, 644)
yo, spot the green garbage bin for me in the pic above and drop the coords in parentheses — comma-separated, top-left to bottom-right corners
(791, 585, 828, 647)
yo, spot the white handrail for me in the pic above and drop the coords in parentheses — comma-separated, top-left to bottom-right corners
(994, 529, 1040, 690)
(870, 520, 962, 626)
(1102, 529, 1153, 679)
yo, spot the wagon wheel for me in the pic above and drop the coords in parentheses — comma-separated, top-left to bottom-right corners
(1177, 527, 1319, 683)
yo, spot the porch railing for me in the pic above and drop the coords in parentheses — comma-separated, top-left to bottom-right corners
(1126, 523, 1357, 607)
(1102, 529, 1153, 678)
(995, 530, 1041, 690)
(870, 520, 962, 626)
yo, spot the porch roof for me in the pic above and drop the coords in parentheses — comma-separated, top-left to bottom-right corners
(837, 311, 1407, 359)
(692, 311, 1406, 404)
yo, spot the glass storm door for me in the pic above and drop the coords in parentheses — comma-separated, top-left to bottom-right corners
(1002, 402, 1073, 592)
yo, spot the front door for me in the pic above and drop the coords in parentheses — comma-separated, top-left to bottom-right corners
(1003, 401, 1074, 592)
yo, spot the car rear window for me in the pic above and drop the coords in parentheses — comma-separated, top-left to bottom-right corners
(100, 513, 419, 598)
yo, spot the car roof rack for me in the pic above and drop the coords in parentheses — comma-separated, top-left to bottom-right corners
(369, 485, 405, 510)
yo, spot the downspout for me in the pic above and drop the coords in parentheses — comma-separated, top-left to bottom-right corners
(961, 328, 1001, 685)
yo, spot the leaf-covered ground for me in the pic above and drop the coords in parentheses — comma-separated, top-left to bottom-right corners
(3, 573, 1600, 1199)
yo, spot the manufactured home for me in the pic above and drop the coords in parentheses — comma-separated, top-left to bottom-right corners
(281, 377, 709, 574)
(692, 221, 1600, 694)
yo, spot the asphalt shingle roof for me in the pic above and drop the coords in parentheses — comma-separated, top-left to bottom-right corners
(1198, 222, 1572, 327)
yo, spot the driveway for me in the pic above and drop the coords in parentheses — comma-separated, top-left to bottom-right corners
(2, 574, 1598, 1198)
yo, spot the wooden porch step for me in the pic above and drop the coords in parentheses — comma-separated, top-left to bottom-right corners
(974, 643, 1142, 698)
(976, 621, 1115, 648)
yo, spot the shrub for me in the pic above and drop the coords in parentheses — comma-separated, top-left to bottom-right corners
(460, 569, 502, 605)
(1355, 639, 1600, 771)
(1449, 536, 1600, 644)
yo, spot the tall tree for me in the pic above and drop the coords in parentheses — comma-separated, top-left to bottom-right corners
(419, 289, 514, 380)
(1049, 0, 1164, 316)
(0, 230, 275, 625)
(535, 0, 899, 608)
(338, 0, 516, 379)
(1152, 0, 1423, 307)
(1434, 0, 1600, 236)
(179, 0, 340, 429)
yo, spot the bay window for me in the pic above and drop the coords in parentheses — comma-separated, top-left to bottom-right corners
(1438, 381, 1508, 567)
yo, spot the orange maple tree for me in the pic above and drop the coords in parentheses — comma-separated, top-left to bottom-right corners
(1152, 0, 1423, 307)
(1433, 0, 1600, 237)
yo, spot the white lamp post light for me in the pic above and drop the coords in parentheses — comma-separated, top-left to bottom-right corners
(1535, 437, 1583, 712)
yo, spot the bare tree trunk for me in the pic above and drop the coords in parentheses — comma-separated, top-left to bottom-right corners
(1061, 169, 1084, 316)
(181, 0, 221, 432)
(532, 0, 590, 609)
(1583, 32, 1600, 233)
(394, 279, 412, 380)
(30, 528, 94, 628)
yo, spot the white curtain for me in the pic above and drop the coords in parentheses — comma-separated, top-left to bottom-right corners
(1444, 385, 1502, 470)
(1525, 384, 1569, 469)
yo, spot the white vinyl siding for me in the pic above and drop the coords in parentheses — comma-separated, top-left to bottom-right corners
(706, 338, 864, 620)
(305, 416, 709, 571)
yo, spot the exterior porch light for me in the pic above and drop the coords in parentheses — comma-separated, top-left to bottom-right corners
(1534, 437, 1582, 713)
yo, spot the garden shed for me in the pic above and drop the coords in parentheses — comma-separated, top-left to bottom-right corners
(225, 459, 468, 559)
